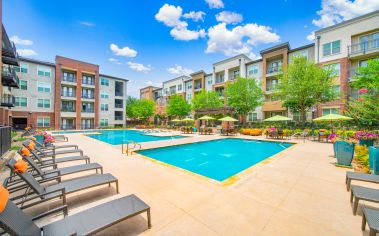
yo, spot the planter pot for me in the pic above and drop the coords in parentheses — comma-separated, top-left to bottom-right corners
(335, 141, 355, 167)
(33, 135, 44, 147)
(369, 146, 379, 174)
(359, 139, 374, 147)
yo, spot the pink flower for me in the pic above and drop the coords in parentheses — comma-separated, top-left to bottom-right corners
(359, 88, 368, 94)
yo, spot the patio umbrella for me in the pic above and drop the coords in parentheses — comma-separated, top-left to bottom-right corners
(263, 115, 292, 122)
(198, 115, 215, 134)
(313, 114, 353, 133)
(181, 117, 194, 122)
(171, 119, 181, 122)
(218, 116, 238, 136)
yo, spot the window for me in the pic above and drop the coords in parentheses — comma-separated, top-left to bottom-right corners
(233, 70, 240, 79)
(37, 66, 51, 77)
(248, 65, 258, 76)
(187, 83, 192, 90)
(177, 84, 182, 91)
(19, 80, 27, 90)
(82, 75, 94, 85)
(322, 108, 340, 115)
(333, 85, 340, 98)
(37, 117, 50, 127)
(14, 66, 20, 72)
(15, 97, 27, 107)
(207, 79, 213, 85)
(37, 82, 51, 93)
(323, 40, 340, 56)
(100, 77, 109, 86)
(20, 63, 28, 73)
(100, 119, 109, 127)
(248, 112, 257, 122)
(101, 103, 109, 111)
(37, 99, 51, 108)
(63, 71, 76, 82)
(187, 93, 192, 100)
(100, 91, 109, 99)
(324, 63, 340, 77)
(164, 88, 169, 95)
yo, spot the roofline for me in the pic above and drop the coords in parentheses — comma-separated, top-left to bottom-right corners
(315, 10, 379, 35)
(245, 58, 263, 66)
(288, 43, 315, 53)
(99, 74, 129, 82)
(260, 42, 290, 55)
(152, 87, 162, 91)
(140, 86, 160, 91)
(213, 54, 251, 66)
(162, 75, 191, 84)
(190, 70, 206, 76)
(19, 57, 55, 67)
(55, 55, 99, 67)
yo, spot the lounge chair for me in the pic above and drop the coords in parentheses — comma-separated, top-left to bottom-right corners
(32, 137, 78, 150)
(0, 186, 151, 236)
(361, 206, 379, 236)
(334, 141, 355, 166)
(6, 158, 118, 209)
(350, 185, 379, 215)
(24, 143, 90, 165)
(4, 151, 103, 193)
(346, 171, 379, 191)
(21, 128, 36, 137)
(52, 134, 68, 142)
(23, 140, 83, 158)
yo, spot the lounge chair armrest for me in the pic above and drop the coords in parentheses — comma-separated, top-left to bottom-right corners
(32, 205, 68, 221)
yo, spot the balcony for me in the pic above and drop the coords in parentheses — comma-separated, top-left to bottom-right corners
(348, 39, 379, 58)
(81, 124, 94, 129)
(215, 77, 224, 84)
(265, 84, 278, 94)
(81, 93, 94, 99)
(2, 65, 19, 88)
(61, 91, 76, 98)
(2, 25, 19, 66)
(82, 80, 95, 87)
(266, 66, 280, 76)
(61, 124, 76, 130)
(62, 77, 76, 84)
(82, 108, 94, 113)
(115, 116, 123, 120)
(0, 94, 15, 107)
(61, 106, 76, 112)
(115, 103, 123, 109)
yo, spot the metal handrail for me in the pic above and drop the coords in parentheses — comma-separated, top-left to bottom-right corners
(122, 140, 141, 156)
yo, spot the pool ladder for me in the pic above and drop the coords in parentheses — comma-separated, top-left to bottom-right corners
(122, 140, 142, 156)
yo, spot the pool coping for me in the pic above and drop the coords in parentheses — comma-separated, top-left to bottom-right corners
(135, 137, 297, 186)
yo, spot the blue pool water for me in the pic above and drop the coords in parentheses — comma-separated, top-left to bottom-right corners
(53, 130, 184, 145)
(138, 139, 292, 181)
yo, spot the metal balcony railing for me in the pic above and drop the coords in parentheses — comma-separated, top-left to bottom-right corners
(61, 91, 76, 97)
(81, 93, 94, 99)
(61, 124, 76, 130)
(348, 39, 379, 56)
(115, 116, 123, 120)
(61, 107, 76, 112)
(115, 91, 123, 97)
(82, 108, 94, 113)
(82, 80, 95, 85)
(2, 65, 19, 88)
(0, 94, 15, 107)
(81, 124, 94, 129)
(62, 76, 76, 83)
(215, 77, 224, 84)
(115, 103, 123, 108)
(266, 66, 279, 74)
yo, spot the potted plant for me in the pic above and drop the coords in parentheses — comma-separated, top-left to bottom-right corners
(353, 131, 378, 147)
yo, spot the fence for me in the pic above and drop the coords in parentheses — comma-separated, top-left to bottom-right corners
(0, 126, 11, 157)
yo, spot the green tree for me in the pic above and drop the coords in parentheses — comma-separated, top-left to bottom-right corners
(351, 59, 379, 95)
(277, 56, 335, 123)
(166, 94, 191, 118)
(225, 77, 263, 123)
(132, 99, 155, 122)
(191, 90, 223, 111)
(125, 96, 138, 119)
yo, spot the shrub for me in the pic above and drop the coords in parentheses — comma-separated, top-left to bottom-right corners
(241, 128, 262, 136)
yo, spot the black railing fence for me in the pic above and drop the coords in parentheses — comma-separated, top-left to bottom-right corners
(0, 126, 11, 157)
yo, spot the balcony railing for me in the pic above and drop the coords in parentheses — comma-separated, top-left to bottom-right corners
(81, 93, 94, 99)
(61, 124, 76, 130)
(115, 91, 123, 97)
(81, 124, 94, 129)
(115, 103, 123, 108)
(0, 94, 15, 107)
(115, 116, 123, 120)
(266, 84, 278, 92)
(348, 39, 379, 56)
(61, 107, 76, 112)
(266, 66, 279, 74)
(2, 42, 19, 66)
(61, 91, 76, 97)
(82, 108, 94, 113)
(82, 80, 95, 86)
(62, 77, 76, 83)
(2, 65, 19, 88)
(215, 77, 224, 84)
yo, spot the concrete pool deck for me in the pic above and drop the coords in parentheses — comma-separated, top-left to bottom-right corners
(2, 131, 374, 235)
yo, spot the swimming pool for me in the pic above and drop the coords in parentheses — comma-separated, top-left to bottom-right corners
(54, 130, 185, 145)
(138, 138, 293, 182)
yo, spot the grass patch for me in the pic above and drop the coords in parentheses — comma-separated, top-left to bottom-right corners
(15, 137, 28, 142)
(11, 146, 21, 151)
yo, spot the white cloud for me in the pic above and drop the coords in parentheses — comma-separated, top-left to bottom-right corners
(206, 23, 280, 56)
(155, 4, 186, 28)
(10, 35, 33, 46)
(110, 43, 137, 57)
(127, 62, 152, 72)
(312, 0, 379, 28)
(146, 81, 153, 85)
(79, 21, 95, 27)
(170, 28, 206, 41)
(108, 58, 122, 65)
(205, 0, 224, 9)
(183, 11, 206, 22)
(167, 65, 193, 75)
(307, 31, 315, 41)
(215, 11, 243, 24)
(16, 49, 37, 56)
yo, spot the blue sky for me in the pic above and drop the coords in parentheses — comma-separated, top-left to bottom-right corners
(4, 0, 379, 97)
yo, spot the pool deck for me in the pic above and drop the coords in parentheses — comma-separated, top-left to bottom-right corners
(2, 131, 375, 235)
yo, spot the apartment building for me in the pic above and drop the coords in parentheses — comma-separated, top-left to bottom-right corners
(314, 10, 379, 117)
(7, 56, 128, 130)
(139, 10, 379, 123)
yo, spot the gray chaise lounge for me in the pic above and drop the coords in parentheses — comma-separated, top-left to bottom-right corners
(33, 138, 79, 151)
(350, 185, 379, 215)
(0, 194, 151, 236)
(28, 146, 90, 165)
(361, 206, 379, 236)
(7, 159, 118, 209)
(346, 171, 379, 191)
(23, 141, 84, 157)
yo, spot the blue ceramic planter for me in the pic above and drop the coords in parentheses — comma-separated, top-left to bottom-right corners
(369, 146, 379, 174)
(359, 139, 374, 147)
(334, 141, 355, 166)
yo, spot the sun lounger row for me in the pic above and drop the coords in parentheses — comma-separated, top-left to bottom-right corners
(346, 171, 379, 235)
(0, 137, 151, 235)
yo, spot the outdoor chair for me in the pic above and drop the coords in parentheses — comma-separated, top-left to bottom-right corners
(52, 134, 68, 142)
(32, 137, 79, 151)
(346, 171, 379, 191)
(350, 185, 379, 215)
(318, 130, 328, 142)
(23, 140, 83, 158)
(0, 185, 151, 236)
(361, 206, 379, 236)
(21, 128, 36, 137)
(268, 131, 279, 139)
(6, 158, 118, 210)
